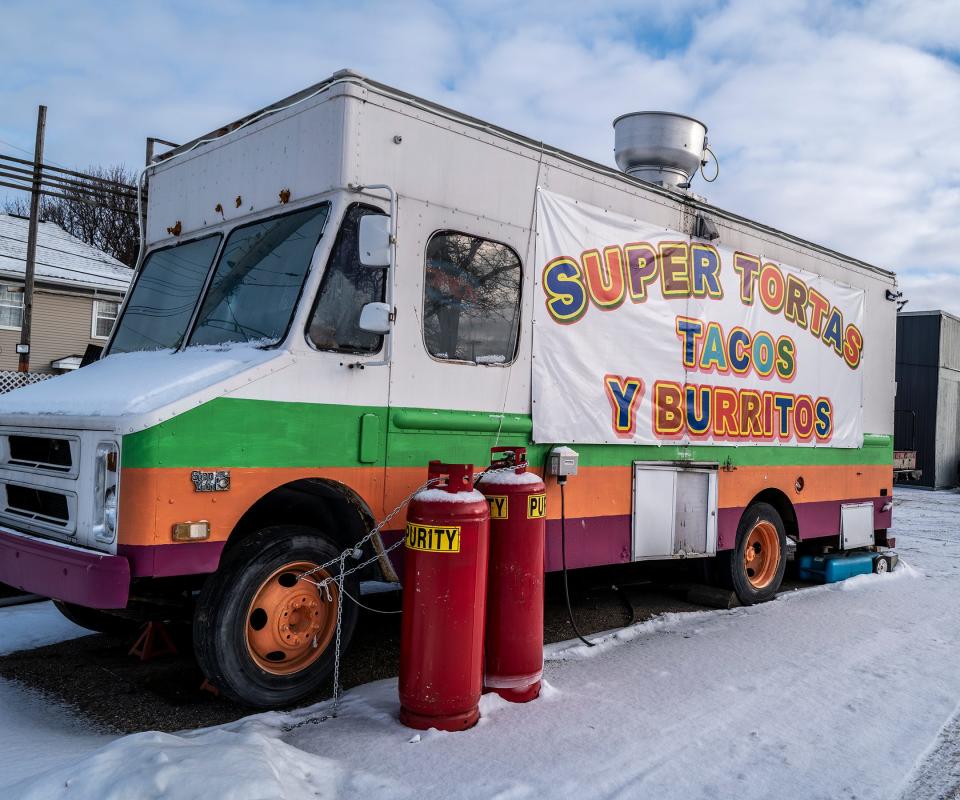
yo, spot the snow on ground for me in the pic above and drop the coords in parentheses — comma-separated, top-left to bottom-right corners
(0, 601, 89, 657)
(0, 603, 111, 787)
(3, 488, 960, 799)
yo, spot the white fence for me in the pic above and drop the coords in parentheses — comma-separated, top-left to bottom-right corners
(0, 370, 53, 394)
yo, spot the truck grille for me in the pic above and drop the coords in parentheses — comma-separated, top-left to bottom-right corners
(7, 435, 73, 473)
(4, 484, 71, 527)
(0, 428, 116, 550)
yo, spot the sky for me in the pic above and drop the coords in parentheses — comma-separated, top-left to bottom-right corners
(2, 0, 958, 313)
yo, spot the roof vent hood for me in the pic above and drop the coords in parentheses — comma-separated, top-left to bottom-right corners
(613, 112, 713, 190)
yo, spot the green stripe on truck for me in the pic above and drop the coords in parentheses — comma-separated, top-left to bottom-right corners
(120, 397, 892, 470)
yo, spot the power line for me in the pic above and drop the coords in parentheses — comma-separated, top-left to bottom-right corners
(0, 137, 72, 171)
(0, 167, 138, 200)
(0, 170, 138, 203)
(0, 161, 139, 200)
(0, 180, 139, 217)
(0, 152, 142, 217)
(0, 153, 138, 192)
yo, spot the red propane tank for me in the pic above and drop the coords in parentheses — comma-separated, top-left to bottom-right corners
(399, 461, 490, 731)
(477, 447, 546, 702)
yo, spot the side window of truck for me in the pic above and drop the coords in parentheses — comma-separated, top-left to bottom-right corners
(423, 232, 522, 365)
(306, 205, 386, 354)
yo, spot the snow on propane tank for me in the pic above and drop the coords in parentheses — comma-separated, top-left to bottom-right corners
(613, 111, 708, 188)
(477, 447, 546, 703)
(399, 461, 490, 732)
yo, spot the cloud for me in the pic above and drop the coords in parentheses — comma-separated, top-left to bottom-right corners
(1, 0, 958, 311)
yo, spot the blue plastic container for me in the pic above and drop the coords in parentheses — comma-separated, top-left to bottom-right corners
(797, 552, 875, 584)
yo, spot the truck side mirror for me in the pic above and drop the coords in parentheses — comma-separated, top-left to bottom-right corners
(358, 215, 391, 267)
(358, 301, 392, 334)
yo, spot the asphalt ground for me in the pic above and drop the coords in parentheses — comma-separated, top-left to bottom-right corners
(0, 561, 814, 735)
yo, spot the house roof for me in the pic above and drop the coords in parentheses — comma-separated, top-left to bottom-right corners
(0, 214, 132, 294)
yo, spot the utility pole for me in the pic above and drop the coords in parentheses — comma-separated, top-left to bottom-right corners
(18, 105, 46, 372)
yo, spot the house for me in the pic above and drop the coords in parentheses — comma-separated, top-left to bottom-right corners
(894, 310, 960, 488)
(0, 214, 131, 374)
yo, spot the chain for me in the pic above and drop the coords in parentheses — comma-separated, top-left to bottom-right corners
(294, 474, 442, 585)
(331, 552, 347, 717)
(296, 462, 528, 593)
(281, 461, 528, 731)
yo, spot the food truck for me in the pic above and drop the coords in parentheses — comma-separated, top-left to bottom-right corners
(0, 71, 897, 707)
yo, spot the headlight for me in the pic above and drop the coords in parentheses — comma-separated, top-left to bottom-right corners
(93, 442, 119, 543)
(103, 485, 117, 536)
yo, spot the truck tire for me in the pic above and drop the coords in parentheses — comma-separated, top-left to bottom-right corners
(723, 502, 787, 605)
(53, 600, 140, 636)
(193, 525, 359, 708)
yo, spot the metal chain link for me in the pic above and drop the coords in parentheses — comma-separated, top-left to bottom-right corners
(281, 461, 529, 731)
(296, 462, 528, 592)
(331, 552, 347, 717)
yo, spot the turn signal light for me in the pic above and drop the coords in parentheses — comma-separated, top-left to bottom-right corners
(172, 521, 211, 542)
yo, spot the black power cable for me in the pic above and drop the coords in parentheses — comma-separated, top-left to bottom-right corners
(559, 478, 595, 648)
(539, 446, 595, 648)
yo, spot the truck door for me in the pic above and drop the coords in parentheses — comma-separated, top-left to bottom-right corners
(303, 201, 393, 525)
(383, 200, 529, 518)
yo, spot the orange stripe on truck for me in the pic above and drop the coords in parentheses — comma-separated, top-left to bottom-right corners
(118, 461, 891, 548)
(717, 463, 891, 508)
(118, 466, 385, 547)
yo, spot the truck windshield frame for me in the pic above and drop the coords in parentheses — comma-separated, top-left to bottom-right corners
(188, 203, 330, 349)
(107, 233, 223, 355)
(305, 203, 387, 355)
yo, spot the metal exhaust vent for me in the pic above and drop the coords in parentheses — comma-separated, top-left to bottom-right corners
(613, 112, 712, 189)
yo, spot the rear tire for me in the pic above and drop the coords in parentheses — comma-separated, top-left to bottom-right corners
(722, 502, 787, 605)
(53, 601, 140, 636)
(193, 525, 359, 708)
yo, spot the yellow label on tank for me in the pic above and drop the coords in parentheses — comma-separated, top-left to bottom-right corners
(404, 523, 461, 553)
(527, 493, 546, 519)
(486, 495, 509, 519)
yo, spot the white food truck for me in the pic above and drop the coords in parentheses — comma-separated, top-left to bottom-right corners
(0, 70, 896, 706)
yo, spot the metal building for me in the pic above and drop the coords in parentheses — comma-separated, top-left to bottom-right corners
(895, 310, 960, 488)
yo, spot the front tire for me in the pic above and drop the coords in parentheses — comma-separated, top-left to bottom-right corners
(193, 525, 359, 708)
(723, 502, 787, 605)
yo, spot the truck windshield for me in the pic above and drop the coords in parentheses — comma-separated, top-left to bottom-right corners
(189, 204, 329, 347)
(109, 235, 221, 354)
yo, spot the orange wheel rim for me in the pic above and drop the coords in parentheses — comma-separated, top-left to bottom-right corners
(743, 521, 780, 590)
(245, 560, 338, 676)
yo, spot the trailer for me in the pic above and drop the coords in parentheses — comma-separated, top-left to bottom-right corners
(895, 310, 960, 487)
(0, 71, 897, 707)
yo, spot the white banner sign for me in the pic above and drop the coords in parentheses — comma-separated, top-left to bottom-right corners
(532, 189, 865, 447)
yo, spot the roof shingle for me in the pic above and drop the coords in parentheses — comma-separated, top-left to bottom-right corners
(0, 214, 132, 293)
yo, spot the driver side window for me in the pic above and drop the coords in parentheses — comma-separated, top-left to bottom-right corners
(306, 205, 386, 353)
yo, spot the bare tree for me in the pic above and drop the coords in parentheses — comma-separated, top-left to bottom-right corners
(3, 164, 139, 267)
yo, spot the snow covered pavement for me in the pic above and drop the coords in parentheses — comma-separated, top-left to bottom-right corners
(0, 603, 111, 788)
(3, 487, 960, 799)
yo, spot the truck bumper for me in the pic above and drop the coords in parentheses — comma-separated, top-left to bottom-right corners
(0, 529, 129, 609)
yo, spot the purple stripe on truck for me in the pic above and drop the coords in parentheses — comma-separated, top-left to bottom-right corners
(544, 514, 632, 571)
(383, 514, 633, 576)
(119, 540, 225, 578)
(718, 496, 893, 551)
(0, 528, 130, 609)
